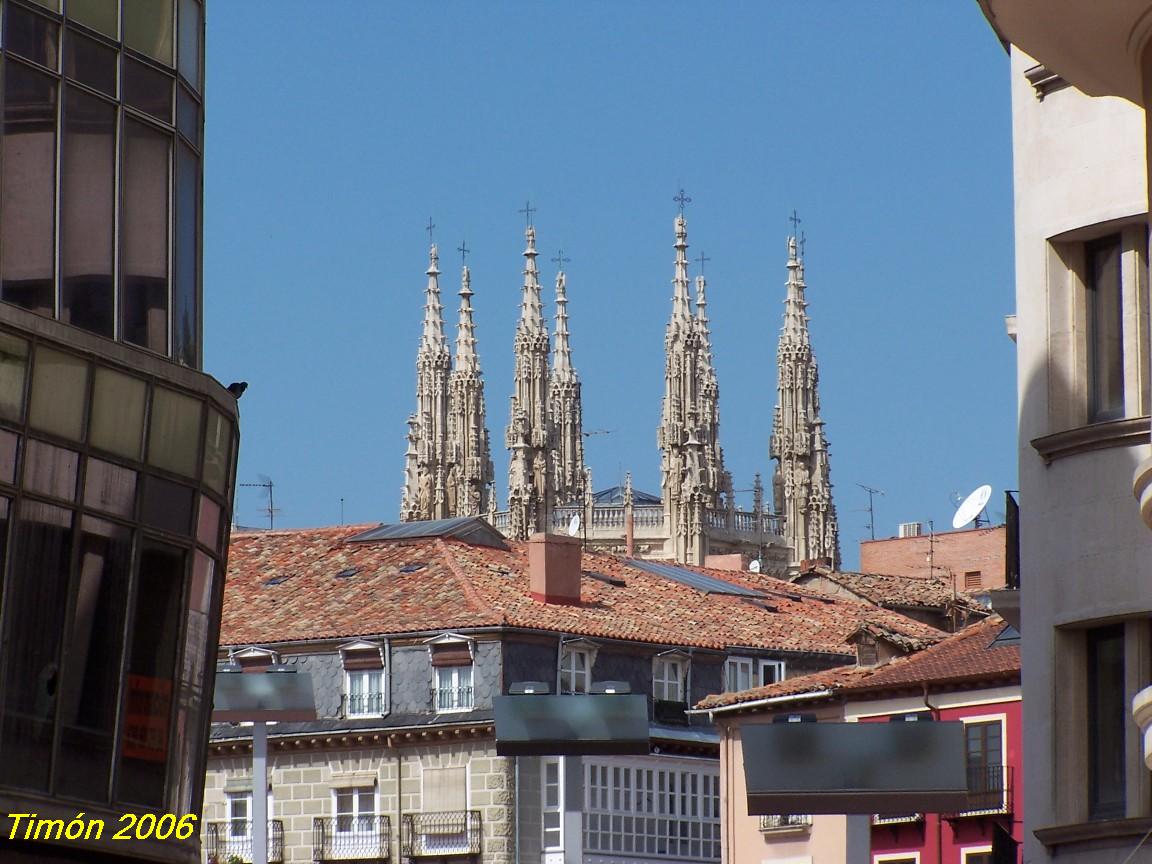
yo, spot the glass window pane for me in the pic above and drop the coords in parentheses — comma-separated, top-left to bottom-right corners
(176, 0, 200, 90)
(84, 458, 137, 517)
(1, 62, 58, 316)
(29, 346, 89, 441)
(1088, 237, 1124, 421)
(173, 142, 199, 367)
(6, 3, 60, 69)
(148, 386, 201, 476)
(63, 28, 117, 97)
(141, 473, 194, 535)
(0, 431, 19, 485)
(25, 0, 61, 11)
(122, 119, 170, 354)
(124, 55, 173, 123)
(55, 517, 133, 801)
(90, 366, 147, 459)
(118, 540, 186, 807)
(0, 333, 30, 421)
(67, 0, 118, 38)
(196, 494, 218, 548)
(173, 550, 214, 814)
(124, 0, 173, 66)
(176, 82, 198, 145)
(62, 85, 116, 337)
(202, 408, 231, 495)
(24, 439, 79, 500)
(1087, 625, 1126, 819)
(0, 500, 70, 791)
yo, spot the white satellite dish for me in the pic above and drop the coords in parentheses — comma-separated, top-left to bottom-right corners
(568, 513, 582, 537)
(749, 559, 762, 574)
(951, 484, 992, 530)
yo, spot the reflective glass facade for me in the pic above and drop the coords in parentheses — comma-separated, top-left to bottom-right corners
(0, 0, 203, 368)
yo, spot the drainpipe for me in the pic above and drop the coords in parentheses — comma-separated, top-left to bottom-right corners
(391, 735, 402, 864)
(514, 756, 521, 864)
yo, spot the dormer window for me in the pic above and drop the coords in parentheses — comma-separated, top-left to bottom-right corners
(653, 652, 688, 703)
(340, 641, 385, 718)
(559, 639, 598, 694)
(856, 634, 879, 667)
(426, 634, 475, 713)
(232, 646, 277, 671)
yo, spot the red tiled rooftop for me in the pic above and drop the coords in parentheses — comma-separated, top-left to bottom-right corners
(793, 567, 974, 610)
(221, 525, 946, 656)
(696, 616, 1017, 711)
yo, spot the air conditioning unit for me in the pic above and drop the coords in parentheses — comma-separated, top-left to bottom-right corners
(898, 522, 923, 539)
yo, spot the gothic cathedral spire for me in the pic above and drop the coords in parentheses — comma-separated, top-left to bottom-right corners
(447, 262, 495, 516)
(770, 233, 840, 568)
(401, 243, 453, 521)
(506, 224, 554, 539)
(549, 264, 586, 505)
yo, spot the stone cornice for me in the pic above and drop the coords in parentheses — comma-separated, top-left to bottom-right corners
(1034, 816, 1152, 850)
(209, 721, 495, 757)
(1030, 416, 1149, 465)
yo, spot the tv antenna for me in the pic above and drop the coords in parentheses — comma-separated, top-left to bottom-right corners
(240, 476, 279, 530)
(952, 484, 992, 530)
(856, 483, 885, 541)
(582, 429, 615, 438)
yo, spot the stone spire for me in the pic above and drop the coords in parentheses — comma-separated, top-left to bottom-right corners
(549, 265, 586, 504)
(658, 211, 710, 563)
(505, 224, 554, 539)
(694, 270, 730, 504)
(402, 243, 453, 521)
(447, 263, 495, 517)
(770, 233, 840, 568)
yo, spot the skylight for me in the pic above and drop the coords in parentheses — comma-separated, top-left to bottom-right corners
(628, 559, 766, 598)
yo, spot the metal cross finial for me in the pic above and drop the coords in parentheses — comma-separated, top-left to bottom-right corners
(789, 210, 802, 236)
(457, 240, 470, 265)
(551, 249, 570, 270)
(425, 217, 436, 242)
(695, 252, 711, 275)
(518, 200, 536, 227)
(674, 188, 692, 213)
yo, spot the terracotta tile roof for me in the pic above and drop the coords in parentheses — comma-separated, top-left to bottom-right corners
(792, 567, 971, 610)
(696, 616, 1018, 711)
(221, 525, 946, 656)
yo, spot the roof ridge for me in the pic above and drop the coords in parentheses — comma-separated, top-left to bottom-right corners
(435, 538, 506, 623)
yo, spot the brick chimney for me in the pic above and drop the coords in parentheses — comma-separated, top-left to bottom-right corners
(528, 533, 583, 605)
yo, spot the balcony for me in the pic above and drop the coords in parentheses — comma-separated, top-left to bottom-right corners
(401, 812, 482, 857)
(947, 765, 1013, 817)
(759, 814, 812, 833)
(204, 820, 284, 864)
(343, 692, 385, 718)
(433, 686, 474, 712)
(313, 815, 391, 862)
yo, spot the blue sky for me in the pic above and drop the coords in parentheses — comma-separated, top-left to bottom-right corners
(203, 3, 1015, 569)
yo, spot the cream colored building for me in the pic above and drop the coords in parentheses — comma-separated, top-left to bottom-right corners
(976, 2, 1152, 862)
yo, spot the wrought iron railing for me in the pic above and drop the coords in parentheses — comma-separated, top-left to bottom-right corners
(204, 820, 284, 864)
(342, 691, 385, 717)
(949, 765, 1012, 816)
(871, 813, 923, 826)
(313, 815, 391, 862)
(401, 811, 482, 857)
(759, 814, 812, 831)
(432, 685, 474, 712)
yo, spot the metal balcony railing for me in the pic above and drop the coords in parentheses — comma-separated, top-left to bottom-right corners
(313, 815, 391, 862)
(401, 811, 482, 857)
(342, 691, 385, 717)
(871, 813, 923, 826)
(433, 685, 474, 712)
(949, 765, 1013, 816)
(204, 820, 284, 864)
(759, 814, 812, 832)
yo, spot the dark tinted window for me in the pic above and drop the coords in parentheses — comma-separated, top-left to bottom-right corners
(122, 119, 170, 353)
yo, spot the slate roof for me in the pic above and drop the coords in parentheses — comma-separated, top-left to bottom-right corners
(221, 524, 946, 655)
(696, 616, 1018, 711)
(792, 566, 972, 610)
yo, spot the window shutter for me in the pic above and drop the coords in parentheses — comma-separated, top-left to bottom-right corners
(423, 766, 467, 811)
(343, 650, 383, 671)
(431, 645, 472, 667)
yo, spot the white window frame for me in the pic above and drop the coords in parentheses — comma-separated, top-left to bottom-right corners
(435, 665, 474, 712)
(542, 757, 563, 851)
(960, 846, 993, 864)
(759, 659, 785, 686)
(960, 712, 1008, 814)
(226, 790, 251, 838)
(344, 668, 385, 717)
(653, 656, 686, 703)
(724, 656, 754, 693)
(560, 646, 592, 694)
(333, 784, 377, 834)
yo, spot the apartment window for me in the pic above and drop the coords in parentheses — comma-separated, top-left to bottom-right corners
(1087, 235, 1125, 421)
(760, 660, 785, 685)
(560, 647, 592, 694)
(542, 758, 562, 851)
(1087, 624, 1125, 819)
(345, 669, 384, 717)
(964, 718, 1005, 811)
(724, 657, 784, 692)
(227, 790, 251, 838)
(961, 848, 992, 864)
(584, 759, 720, 861)
(335, 786, 375, 833)
(653, 657, 686, 702)
(435, 666, 474, 712)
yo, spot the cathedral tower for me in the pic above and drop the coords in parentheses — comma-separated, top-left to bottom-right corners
(402, 243, 453, 521)
(505, 224, 554, 538)
(549, 263, 586, 504)
(770, 234, 840, 567)
(447, 262, 495, 516)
